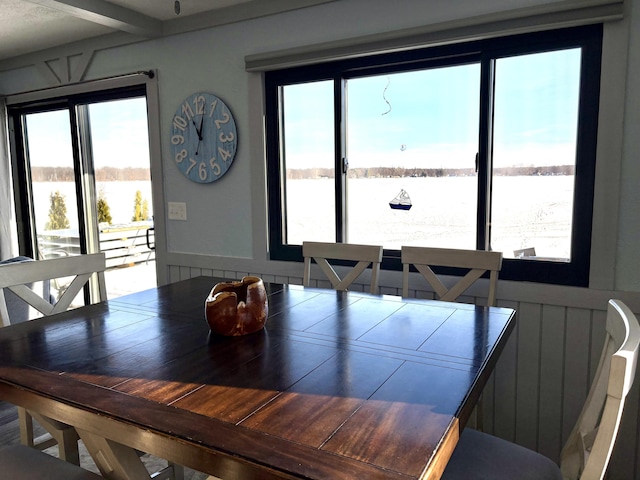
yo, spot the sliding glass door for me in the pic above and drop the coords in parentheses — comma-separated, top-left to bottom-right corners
(9, 88, 156, 302)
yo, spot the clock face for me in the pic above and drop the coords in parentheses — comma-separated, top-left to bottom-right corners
(170, 92, 238, 183)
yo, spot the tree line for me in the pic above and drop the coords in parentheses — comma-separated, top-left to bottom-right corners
(46, 189, 150, 230)
(32, 167, 150, 182)
(286, 165, 575, 179)
(33, 164, 574, 181)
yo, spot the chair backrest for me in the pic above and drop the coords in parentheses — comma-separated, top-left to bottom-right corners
(302, 241, 383, 294)
(560, 299, 640, 480)
(0, 253, 107, 327)
(401, 246, 503, 306)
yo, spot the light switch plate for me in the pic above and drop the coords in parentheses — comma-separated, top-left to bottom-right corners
(168, 202, 187, 221)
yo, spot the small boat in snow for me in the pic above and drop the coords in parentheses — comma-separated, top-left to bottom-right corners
(389, 189, 412, 210)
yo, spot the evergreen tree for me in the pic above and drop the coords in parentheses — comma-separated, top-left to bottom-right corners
(132, 190, 148, 221)
(45, 190, 70, 230)
(142, 198, 149, 221)
(97, 190, 112, 224)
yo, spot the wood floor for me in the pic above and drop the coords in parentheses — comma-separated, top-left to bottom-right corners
(0, 401, 211, 479)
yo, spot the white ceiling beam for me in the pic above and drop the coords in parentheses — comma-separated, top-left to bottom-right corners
(164, 0, 339, 35)
(26, 0, 162, 37)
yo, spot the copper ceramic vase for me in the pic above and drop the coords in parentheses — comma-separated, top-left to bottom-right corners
(205, 276, 268, 336)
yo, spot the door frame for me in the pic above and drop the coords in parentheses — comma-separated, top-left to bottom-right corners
(5, 71, 167, 287)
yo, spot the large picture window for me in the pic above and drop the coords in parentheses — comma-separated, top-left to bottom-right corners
(266, 25, 602, 286)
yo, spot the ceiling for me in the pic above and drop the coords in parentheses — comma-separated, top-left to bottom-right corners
(0, 0, 334, 66)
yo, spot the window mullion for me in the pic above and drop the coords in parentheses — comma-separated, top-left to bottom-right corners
(335, 76, 347, 243)
(74, 104, 100, 256)
(66, 104, 89, 257)
(477, 56, 495, 251)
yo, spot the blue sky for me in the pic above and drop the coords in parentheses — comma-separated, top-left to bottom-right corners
(25, 97, 150, 169)
(283, 47, 581, 170)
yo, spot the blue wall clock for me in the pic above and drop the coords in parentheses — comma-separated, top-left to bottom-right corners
(170, 92, 238, 183)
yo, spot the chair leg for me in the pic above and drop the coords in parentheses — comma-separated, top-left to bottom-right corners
(19, 408, 80, 466)
(171, 463, 185, 480)
(150, 463, 185, 480)
(468, 397, 484, 432)
(36, 414, 81, 466)
(18, 408, 58, 451)
(23, 407, 184, 479)
(17, 407, 35, 447)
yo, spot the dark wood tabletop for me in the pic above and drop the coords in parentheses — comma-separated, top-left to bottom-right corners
(0, 276, 515, 480)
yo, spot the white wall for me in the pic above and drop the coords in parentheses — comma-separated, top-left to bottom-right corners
(617, 0, 640, 289)
(1, 1, 640, 478)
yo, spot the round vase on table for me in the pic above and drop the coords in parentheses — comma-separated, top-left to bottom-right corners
(204, 276, 268, 336)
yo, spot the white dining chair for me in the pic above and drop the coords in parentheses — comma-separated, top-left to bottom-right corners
(442, 299, 640, 480)
(302, 241, 383, 294)
(0, 253, 107, 465)
(401, 246, 503, 306)
(0, 444, 102, 479)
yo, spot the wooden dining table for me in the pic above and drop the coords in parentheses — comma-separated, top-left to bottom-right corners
(0, 276, 515, 480)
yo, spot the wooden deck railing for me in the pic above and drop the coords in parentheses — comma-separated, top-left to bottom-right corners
(38, 222, 154, 270)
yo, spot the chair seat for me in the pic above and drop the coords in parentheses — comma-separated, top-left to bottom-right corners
(0, 444, 102, 479)
(442, 428, 562, 480)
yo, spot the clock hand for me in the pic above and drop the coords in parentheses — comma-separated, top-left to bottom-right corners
(194, 115, 205, 156)
(191, 117, 203, 141)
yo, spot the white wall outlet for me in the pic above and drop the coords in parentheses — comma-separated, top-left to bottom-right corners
(168, 202, 187, 221)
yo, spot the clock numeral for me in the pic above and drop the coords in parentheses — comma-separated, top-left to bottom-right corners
(219, 132, 235, 143)
(194, 95, 206, 116)
(210, 159, 221, 176)
(198, 162, 208, 181)
(218, 147, 232, 162)
(171, 134, 184, 145)
(215, 111, 230, 129)
(175, 149, 188, 163)
(182, 102, 194, 120)
(208, 100, 218, 117)
(173, 115, 187, 132)
(186, 158, 197, 175)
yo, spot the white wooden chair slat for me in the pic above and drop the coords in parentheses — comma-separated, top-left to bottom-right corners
(337, 261, 371, 291)
(5, 284, 56, 316)
(314, 258, 342, 288)
(302, 241, 383, 294)
(440, 269, 486, 303)
(411, 264, 448, 298)
(402, 246, 502, 271)
(488, 271, 499, 307)
(0, 296, 8, 329)
(401, 246, 503, 306)
(49, 272, 93, 314)
(0, 254, 106, 286)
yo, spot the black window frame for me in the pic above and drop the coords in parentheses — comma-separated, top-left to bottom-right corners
(265, 25, 602, 287)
